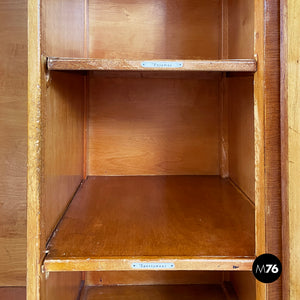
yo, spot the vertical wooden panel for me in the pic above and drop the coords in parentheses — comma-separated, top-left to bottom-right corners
(85, 271, 223, 286)
(42, 0, 85, 57)
(282, 0, 300, 299)
(230, 272, 256, 300)
(88, 75, 220, 175)
(228, 0, 254, 59)
(28, 0, 43, 297)
(28, 1, 86, 299)
(43, 272, 82, 300)
(0, 0, 27, 286)
(228, 76, 255, 201)
(88, 0, 220, 60)
(253, 0, 266, 298)
(263, 1, 282, 299)
(0, 287, 26, 300)
(42, 72, 85, 246)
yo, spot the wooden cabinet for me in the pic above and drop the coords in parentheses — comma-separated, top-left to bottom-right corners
(27, 0, 281, 299)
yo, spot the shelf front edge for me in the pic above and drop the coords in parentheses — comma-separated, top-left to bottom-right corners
(47, 58, 257, 72)
(43, 257, 255, 272)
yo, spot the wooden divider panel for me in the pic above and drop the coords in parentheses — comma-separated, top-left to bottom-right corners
(88, 0, 220, 60)
(228, 75, 255, 201)
(228, 0, 254, 59)
(42, 0, 86, 57)
(42, 71, 85, 248)
(88, 74, 220, 175)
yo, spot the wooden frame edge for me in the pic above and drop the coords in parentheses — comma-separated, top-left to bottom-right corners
(27, 0, 42, 299)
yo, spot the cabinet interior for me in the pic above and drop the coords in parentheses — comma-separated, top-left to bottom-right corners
(40, 0, 257, 299)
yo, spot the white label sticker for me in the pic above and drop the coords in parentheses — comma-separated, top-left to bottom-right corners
(131, 262, 175, 269)
(141, 61, 183, 68)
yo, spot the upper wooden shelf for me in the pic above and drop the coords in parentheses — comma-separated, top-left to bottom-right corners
(44, 176, 255, 272)
(47, 57, 257, 72)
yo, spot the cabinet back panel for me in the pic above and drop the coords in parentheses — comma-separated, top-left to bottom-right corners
(88, 0, 220, 60)
(42, 0, 86, 57)
(86, 271, 223, 286)
(88, 74, 219, 175)
(228, 0, 254, 59)
(42, 72, 85, 245)
(228, 76, 255, 201)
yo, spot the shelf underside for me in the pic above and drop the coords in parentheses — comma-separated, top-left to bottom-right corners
(80, 284, 237, 300)
(47, 57, 257, 72)
(44, 176, 255, 272)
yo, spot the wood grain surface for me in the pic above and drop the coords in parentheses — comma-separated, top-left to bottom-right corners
(42, 71, 84, 248)
(228, 0, 254, 59)
(88, 75, 220, 175)
(47, 58, 257, 72)
(0, 0, 27, 286)
(85, 271, 223, 286)
(42, 0, 85, 57)
(80, 284, 236, 300)
(228, 76, 255, 202)
(88, 0, 220, 60)
(0, 287, 26, 300)
(230, 271, 256, 300)
(281, 0, 300, 299)
(262, 1, 282, 299)
(43, 272, 82, 300)
(45, 176, 255, 271)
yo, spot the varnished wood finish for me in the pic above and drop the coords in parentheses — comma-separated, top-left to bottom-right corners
(228, 76, 255, 202)
(80, 284, 236, 300)
(42, 0, 85, 57)
(28, 0, 43, 298)
(281, 0, 300, 299)
(228, 0, 254, 59)
(45, 176, 254, 271)
(88, 76, 219, 175)
(0, 0, 27, 286)
(85, 271, 223, 286)
(47, 58, 257, 72)
(42, 71, 84, 247)
(253, 0, 266, 298)
(230, 272, 256, 300)
(263, 1, 282, 299)
(0, 287, 26, 300)
(44, 258, 254, 273)
(89, 0, 219, 60)
(28, 1, 86, 299)
(43, 272, 82, 300)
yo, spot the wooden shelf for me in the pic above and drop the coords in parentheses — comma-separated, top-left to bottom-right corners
(44, 176, 255, 272)
(80, 284, 237, 300)
(47, 57, 257, 72)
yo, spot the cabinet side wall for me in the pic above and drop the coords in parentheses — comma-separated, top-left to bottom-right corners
(282, 0, 300, 299)
(0, 0, 27, 286)
(227, 76, 255, 202)
(41, 72, 85, 247)
(40, 0, 87, 248)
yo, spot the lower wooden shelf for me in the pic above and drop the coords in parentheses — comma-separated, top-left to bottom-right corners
(44, 176, 255, 272)
(80, 284, 237, 300)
